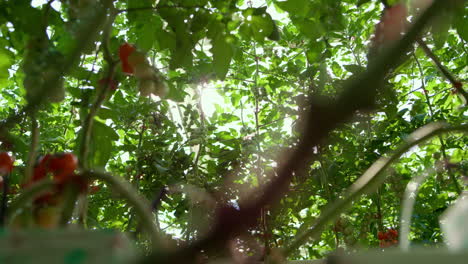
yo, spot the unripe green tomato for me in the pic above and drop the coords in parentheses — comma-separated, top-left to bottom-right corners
(343, 226, 353, 235)
(23, 75, 44, 98)
(134, 63, 154, 79)
(344, 235, 357, 246)
(47, 77, 65, 103)
(152, 79, 168, 97)
(138, 79, 155, 96)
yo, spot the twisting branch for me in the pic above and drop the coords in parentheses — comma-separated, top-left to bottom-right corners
(24, 114, 39, 183)
(284, 122, 468, 255)
(139, 1, 450, 263)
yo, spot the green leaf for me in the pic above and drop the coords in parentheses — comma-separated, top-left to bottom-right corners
(357, 0, 372, 6)
(431, 13, 453, 49)
(239, 8, 276, 42)
(295, 18, 323, 41)
(275, 0, 310, 18)
(344, 64, 366, 74)
(211, 34, 234, 80)
(454, 10, 468, 42)
(88, 120, 119, 168)
(0, 48, 13, 81)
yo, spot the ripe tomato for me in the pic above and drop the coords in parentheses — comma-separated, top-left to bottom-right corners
(119, 43, 136, 74)
(377, 231, 387, 240)
(0, 152, 14, 174)
(31, 165, 48, 183)
(48, 153, 78, 181)
(387, 228, 398, 239)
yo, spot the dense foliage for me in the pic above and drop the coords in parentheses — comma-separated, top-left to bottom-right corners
(0, 0, 467, 262)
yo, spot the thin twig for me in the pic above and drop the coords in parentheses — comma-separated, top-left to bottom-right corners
(79, 9, 118, 168)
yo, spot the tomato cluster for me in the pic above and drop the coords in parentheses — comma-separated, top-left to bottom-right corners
(25, 153, 88, 206)
(377, 228, 398, 248)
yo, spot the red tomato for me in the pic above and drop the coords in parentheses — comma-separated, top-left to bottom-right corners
(119, 43, 136, 74)
(387, 228, 398, 239)
(48, 153, 78, 181)
(31, 165, 48, 182)
(0, 152, 14, 174)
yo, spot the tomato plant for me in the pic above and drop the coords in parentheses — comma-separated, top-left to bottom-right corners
(0, 0, 466, 263)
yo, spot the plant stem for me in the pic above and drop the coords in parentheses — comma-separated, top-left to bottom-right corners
(117, 4, 206, 14)
(59, 185, 81, 226)
(72, 2, 118, 227)
(381, 0, 468, 103)
(79, 11, 118, 169)
(24, 114, 39, 183)
(127, 119, 147, 233)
